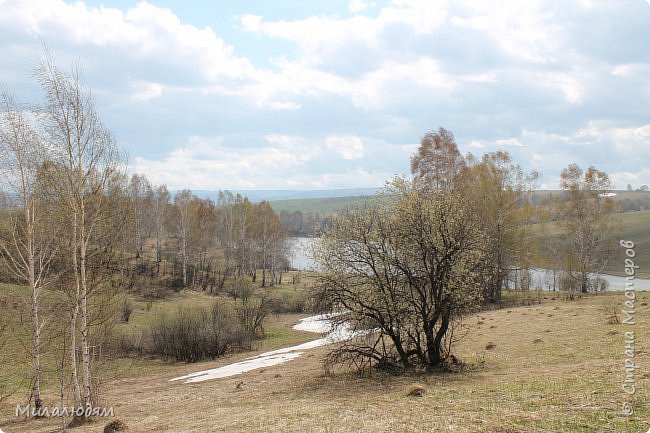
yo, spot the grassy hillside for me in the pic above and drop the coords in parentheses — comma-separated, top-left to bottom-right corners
(3, 292, 648, 433)
(0, 271, 317, 417)
(532, 209, 650, 279)
(270, 195, 376, 215)
(270, 190, 650, 217)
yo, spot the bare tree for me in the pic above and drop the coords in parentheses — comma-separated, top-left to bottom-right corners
(36, 51, 125, 410)
(0, 90, 59, 414)
(172, 189, 195, 287)
(464, 151, 539, 301)
(558, 164, 619, 293)
(315, 178, 487, 370)
(127, 174, 153, 258)
(410, 127, 465, 191)
(152, 184, 170, 271)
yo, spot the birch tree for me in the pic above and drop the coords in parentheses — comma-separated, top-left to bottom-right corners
(410, 128, 465, 191)
(127, 173, 153, 258)
(36, 52, 125, 410)
(173, 189, 195, 287)
(558, 164, 618, 293)
(152, 184, 170, 271)
(464, 151, 539, 301)
(0, 90, 58, 414)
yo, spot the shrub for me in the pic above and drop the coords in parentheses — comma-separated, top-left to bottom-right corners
(405, 384, 427, 397)
(104, 419, 128, 433)
(269, 291, 307, 314)
(149, 301, 246, 362)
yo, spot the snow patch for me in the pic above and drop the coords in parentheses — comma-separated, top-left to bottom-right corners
(170, 313, 351, 384)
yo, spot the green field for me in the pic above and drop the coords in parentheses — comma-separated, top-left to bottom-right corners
(270, 195, 375, 215)
(532, 209, 650, 279)
(270, 190, 650, 216)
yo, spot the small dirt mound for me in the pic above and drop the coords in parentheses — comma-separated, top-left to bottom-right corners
(104, 419, 128, 433)
(533, 338, 543, 344)
(405, 384, 427, 397)
(485, 342, 496, 350)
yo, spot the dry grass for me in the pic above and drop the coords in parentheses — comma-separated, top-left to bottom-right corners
(2, 291, 649, 433)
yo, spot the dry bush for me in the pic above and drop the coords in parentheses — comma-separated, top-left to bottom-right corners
(104, 419, 128, 432)
(602, 300, 620, 325)
(404, 384, 427, 397)
(149, 301, 246, 362)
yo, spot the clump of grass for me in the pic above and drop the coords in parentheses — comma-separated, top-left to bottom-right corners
(104, 419, 128, 432)
(404, 384, 427, 397)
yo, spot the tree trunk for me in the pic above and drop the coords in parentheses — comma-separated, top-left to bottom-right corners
(79, 207, 92, 408)
(70, 216, 82, 408)
(27, 210, 43, 413)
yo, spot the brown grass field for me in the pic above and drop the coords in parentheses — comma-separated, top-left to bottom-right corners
(1, 291, 649, 433)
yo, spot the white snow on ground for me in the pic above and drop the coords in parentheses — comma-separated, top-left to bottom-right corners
(170, 314, 351, 384)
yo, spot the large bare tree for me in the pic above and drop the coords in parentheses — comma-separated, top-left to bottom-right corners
(314, 179, 488, 370)
(36, 52, 125, 409)
(0, 90, 59, 414)
(464, 151, 539, 301)
(410, 127, 465, 191)
(558, 164, 618, 293)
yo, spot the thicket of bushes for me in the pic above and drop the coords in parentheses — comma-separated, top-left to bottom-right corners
(150, 302, 245, 362)
(110, 291, 274, 363)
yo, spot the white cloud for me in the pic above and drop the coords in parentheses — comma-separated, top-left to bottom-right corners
(0, 0, 257, 82)
(449, 1, 564, 64)
(0, 0, 647, 189)
(351, 58, 454, 109)
(495, 138, 526, 147)
(326, 135, 365, 160)
(134, 136, 386, 189)
(130, 82, 163, 102)
(348, 0, 367, 13)
(134, 135, 320, 189)
(609, 168, 650, 190)
(267, 101, 302, 110)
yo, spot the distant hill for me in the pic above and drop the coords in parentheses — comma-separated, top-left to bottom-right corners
(270, 195, 377, 215)
(190, 187, 382, 203)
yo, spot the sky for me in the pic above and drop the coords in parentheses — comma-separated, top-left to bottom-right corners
(0, 0, 649, 190)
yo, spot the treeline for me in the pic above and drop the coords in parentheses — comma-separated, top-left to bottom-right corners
(0, 54, 289, 420)
(121, 177, 289, 296)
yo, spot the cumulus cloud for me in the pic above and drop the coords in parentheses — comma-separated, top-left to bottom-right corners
(133, 134, 404, 189)
(130, 82, 163, 102)
(348, 0, 368, 14)
(326, 135, 365, 160)
(0, 0, 648, 188)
